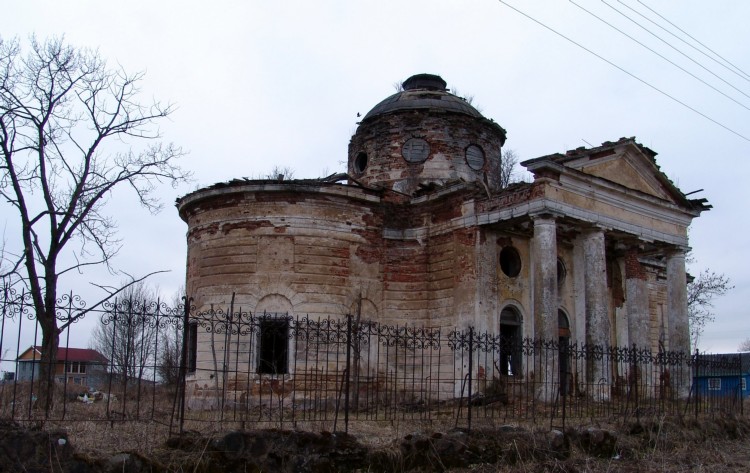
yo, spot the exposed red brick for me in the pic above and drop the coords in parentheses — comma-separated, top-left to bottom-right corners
(221, 220, 274, 235)
(624, 248, 647, 280)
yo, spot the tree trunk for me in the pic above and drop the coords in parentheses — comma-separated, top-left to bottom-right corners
(38, 319, 60, 416)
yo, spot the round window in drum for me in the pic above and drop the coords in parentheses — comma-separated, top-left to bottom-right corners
(402, 138, 430, 163)
(465, 144, 485, 170)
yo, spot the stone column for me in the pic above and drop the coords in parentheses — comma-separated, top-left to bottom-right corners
(582, 228, 610, 399)
(666, 249, 691, 398)
(624, 246, 650, 399)
(624, 247, 649, 350)
(532, 214, 558, 401)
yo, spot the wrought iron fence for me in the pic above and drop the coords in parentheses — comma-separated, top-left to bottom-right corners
(0, 287, 746, 435)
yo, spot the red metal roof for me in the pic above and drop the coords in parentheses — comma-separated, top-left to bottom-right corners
(20, 346, 108, 364)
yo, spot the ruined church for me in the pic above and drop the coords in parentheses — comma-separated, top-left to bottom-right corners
(177, 74, 709, 399)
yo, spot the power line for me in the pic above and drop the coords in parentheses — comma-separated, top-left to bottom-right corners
(568, 0, 750, 111)
(617, 0, 750, 84)
(636, 0, 750, 81)
(600, 0, 750, 101)
(496, 0, 750, 143)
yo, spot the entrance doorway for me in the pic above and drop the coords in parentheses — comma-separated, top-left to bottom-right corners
(558, 310, 571, 395)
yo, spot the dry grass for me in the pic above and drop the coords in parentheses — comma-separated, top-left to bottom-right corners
(58, 420, 172, 457)
(3, 384, 750, 472)
(0, 412, 750, 473)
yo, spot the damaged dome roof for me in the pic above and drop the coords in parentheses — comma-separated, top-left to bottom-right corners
(362, 73, 484, 121)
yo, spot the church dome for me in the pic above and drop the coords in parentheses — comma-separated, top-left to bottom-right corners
(348, 74, 507, 195)
(362, 73, 483, 121)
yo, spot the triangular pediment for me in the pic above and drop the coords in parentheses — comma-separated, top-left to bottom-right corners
(523, 138, 688, 206)
(567, 150, 673, 201)
(521, 137, 712, 215)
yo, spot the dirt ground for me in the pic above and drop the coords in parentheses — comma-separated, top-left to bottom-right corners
(2, 417, 750, 472)
(447, 435, 750, 472)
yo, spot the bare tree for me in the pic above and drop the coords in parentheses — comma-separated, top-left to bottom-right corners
(449, 86, 482, 113)
(261, 165, 295, 181)
(157, 326, 182, 386)
(500, 148, 520, 188)
(688, 269, 733, 349)
(738, 338, 750, 352)
(91, 282, 160, 384)
(0, 36, 189, 410)
(156, 287, 186, 386)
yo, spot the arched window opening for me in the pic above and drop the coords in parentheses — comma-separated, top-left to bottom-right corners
(255, 294, 293, 375)
(558, 310, 570, 338)
(499, 306, 523, 376)
(257, 318, 290, 375)
(558, 309, 571, 396)
(354, 151, 368, 174)
(187, 322, 198, 374)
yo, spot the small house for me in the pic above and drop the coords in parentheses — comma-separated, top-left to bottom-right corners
(16, 346, 109, 388)
(692, 352, 750, 399)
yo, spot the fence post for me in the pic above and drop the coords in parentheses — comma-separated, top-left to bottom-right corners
(13, 289, 28, 420)
(467, 326, 474, 432)
(105, 300, 117, 421)
(175, 296, 192, 435)
(0, 284, 7, 404)
(344, 314, 352, 434)
(742, 354, 745, 417)
(694, 349, 699, 420)
(738, 353, 743, 416)
(632, 343, 639, 424)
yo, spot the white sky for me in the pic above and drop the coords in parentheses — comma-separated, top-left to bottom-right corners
(1, 0, 748, 356)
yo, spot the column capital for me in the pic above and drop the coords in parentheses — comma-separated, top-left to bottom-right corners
(529, 210, 563, 222)
(578, 223, 610, 237)
(614, 238, 646, 253)
(664, 245, 690, 257)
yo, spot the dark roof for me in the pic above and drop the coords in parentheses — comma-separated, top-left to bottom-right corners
(693, 352, 750, 377)
(363, 73, 484, 121)
(20, 346, 108, 364)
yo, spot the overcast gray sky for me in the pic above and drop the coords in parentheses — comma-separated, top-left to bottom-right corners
(2, 0, 748, 354)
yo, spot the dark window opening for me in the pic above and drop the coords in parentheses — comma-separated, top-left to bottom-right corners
(499, 307, 522, 376)
(558, 309, 571, 396)
(258, 319, 290, 375)
(354, 152, 368, 174)
(187, 323, 198, 373)
(67, 362, 86, 374)
(558, 310, 570, 338)
(499, 246, 522, 278)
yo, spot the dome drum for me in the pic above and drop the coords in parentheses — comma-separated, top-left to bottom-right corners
(348, 74, 506, 195)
